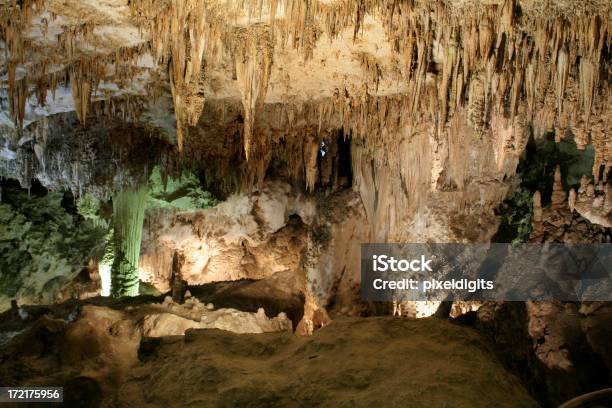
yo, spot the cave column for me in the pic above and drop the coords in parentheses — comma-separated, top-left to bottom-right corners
(111, 185, 148, 297)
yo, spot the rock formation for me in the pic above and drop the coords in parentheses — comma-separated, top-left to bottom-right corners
(0, 307, 539, 407)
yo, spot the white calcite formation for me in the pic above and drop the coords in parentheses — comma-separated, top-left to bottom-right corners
(573, 176, 612, 228)
(531, 168, 612, 243)
(140, 296, 292, 336)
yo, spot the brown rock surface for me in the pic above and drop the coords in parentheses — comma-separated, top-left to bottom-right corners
(477, 301, 611, 407)
(0, 301, 541, 407)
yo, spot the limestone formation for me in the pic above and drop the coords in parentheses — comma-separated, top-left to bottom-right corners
(142, 298, 292, 336)
(551, 166, 567, 210)
(111, 186, 148, 297)
(392, 300, 402, 317)
(2, 2, 610, 229)
(170, 250, 186, 303)
(573, 178, 612, 228)
(530, 171, 611, 243)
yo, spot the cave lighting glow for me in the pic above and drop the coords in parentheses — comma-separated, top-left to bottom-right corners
(99, 261, 112, 297)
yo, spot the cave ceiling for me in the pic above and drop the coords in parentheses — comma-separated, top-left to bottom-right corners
(0, 0, 610, 239)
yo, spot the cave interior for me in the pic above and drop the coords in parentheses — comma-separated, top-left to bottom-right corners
(0, 0, 611, 407)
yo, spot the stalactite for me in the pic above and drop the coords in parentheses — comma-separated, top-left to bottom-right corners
(555, 45, 569, 117)
(8, 63, 28, 129)
(439, 32, 457, 124)
(70, 67, 92, 126)
(111, 186, 148, 297)
(531, 190, 543, 239)
(357, 52, 383, 93)
(467, 75, 486, 133)
(232, 25, 274, 160)
(304, 134, 319, 192)
(479, 19, 494, 60)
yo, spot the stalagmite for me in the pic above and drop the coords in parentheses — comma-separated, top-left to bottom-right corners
(568, 188, 576, 213)
(586, 184, 595, 198)
(533, 191, 542, 222)
(531, 190, 544, 241)
(551, 166, 566, 210)
(171, 250, 186, 303)
(111, 186, 148, 297)
(392, 300, 402, 317)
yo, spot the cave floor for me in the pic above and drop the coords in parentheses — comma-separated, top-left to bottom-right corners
(0, 314, 535, 407)
(118, 317, 539, 407)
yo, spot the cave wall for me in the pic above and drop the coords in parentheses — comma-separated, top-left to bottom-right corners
(139, 181, 314, 291)
(0, 183, 105, 310)
(139, 180, 371, 328)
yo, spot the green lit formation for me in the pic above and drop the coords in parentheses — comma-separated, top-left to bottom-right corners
(98, 229, 115, 296)
(76, 193, 106, 229)
(75, 166, 218, 298)
(111, 186, 148, 297)
(0, 187, 105, 309)
(77, 193, 114, 296)
(148, 166, 217, 210)
(494, 136, 595, 244)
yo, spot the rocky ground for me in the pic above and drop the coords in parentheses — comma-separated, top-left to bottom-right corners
(0, 299, 538, 408)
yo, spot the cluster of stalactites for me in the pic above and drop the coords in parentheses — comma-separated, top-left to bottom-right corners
(231, 24, 274, 161)
(126, 0, 387, 154)
(2, 0, 610, 179)
(128, 0, 610, 168)
(164, 1, 212, 150)
(2, 0, 47, 128)
(129, 0, 223, 151)
(1, 0, 154, 130)
(372, 1, 609, 179)
(387, 2, 608, 119)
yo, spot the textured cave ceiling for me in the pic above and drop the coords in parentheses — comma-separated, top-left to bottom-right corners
(0, 0, 610, 239)
(2, 1, 609, 138)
